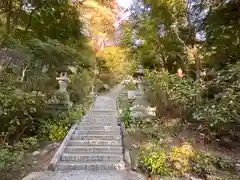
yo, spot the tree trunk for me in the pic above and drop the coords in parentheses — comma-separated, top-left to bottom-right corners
(193, 44, 201, 104)
(6, 0, 12, 34)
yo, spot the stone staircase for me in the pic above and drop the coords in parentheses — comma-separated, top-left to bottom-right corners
(51, 96, 125, 171)
(23, 86, 146, 179)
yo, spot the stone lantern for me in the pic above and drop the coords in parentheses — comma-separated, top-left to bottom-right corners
(56, 71, 69, 93)
(55, 67, 73, 109)
(133, 65, 145, 92)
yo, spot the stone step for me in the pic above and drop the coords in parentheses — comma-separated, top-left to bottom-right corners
(82, 115, 118, 121)
(79, 121, 119, 126)
(81, 118, 118, 123)
(74, 129, 121, 135)
(71, 134, 121, 141)
(89, 110, 118, 114)
(64, 146, 123, 153)
(80, 121, 119, 126)
(56, 161, 125, 171)
(76, 125, 120, 131)
(61, 152, 123, 161)
(68, 140, 122, 146)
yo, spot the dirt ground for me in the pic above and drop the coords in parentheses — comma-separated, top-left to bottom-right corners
(122, 121, 240, 180)
(2, 141, 60, 180)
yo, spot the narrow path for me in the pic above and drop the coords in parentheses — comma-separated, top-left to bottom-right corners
(23, 84, 145, 180)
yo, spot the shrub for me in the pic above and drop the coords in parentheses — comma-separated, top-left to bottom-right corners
(0, 146, 24, 171)
(145, 70, 202, 118)
(139, 149, 170, 176)
(193, 63, 240, 136)
(39, 107, 84, 141)
(191, 152, 235, 178)
(120, 108, 133, 129)
(48, 123, 69, 141)
(0, 84, 47, 144)
(0, 136, 38, 175)
(169, 143, 195, 175)
(68, 70, 92, 103)
(138, 143, 235, 178)
(214, 156, 235, 171)
(39, 119, 70, 141)
(191, 152, 216, 177)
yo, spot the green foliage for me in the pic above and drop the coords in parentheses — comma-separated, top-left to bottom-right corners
(191, 152, 216, 177)
(121, 0, 240, 178)
(139, 143, 236, 177)
(191, 152, 235, 178)
(214, 156, 235, 171)
(0, 84, 47, 143)
(69, 70, 92, 103)
(120, 108, 133, 129)
(169, 143, 194, 175)
(48, 123, 69, 141)
(139, 143, 193, 176)
(97, 46, 132, 85)
(145, 70, 202, 117)
(145, 63, 239, 137)
(124, 0, 189, 72)
(13, 136, 39, 151)
(0, 136, 38, 173)
(139, 149, 170, 176)
(24, 38, 91, 70)
(39, 108, 83, 141)
(0, 0, 97, 175)
(203, 1, 240, 68)
(193, 63, 240, 135)
(0, 147, 24, 172)
(15, 0, 84, 42)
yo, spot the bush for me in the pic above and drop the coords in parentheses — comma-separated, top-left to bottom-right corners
(169, 143, 194, 175)
(48, 123, 69, 141)
(0, 147, 24, 171)
(139, 149, 170, 176)
(68, 70, 92, 103)
(191, 152, 217, 177)
(0, 136, 38, 175)
(120, 108, 133, 129)
(145, 70, 202, 117)
(145, 64, 240, 139)
(138, 143, 235, 178)
(39, 106, 84, 141)
(39, 119, 70, 141)
(193, 63, 240, 137)
(0, 84, 47, 144)
(191, 152, 235, 178)
(96, 46, 132, 86)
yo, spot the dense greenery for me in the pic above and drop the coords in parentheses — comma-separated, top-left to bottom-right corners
(0, 0, 239, 179)
(139, 142, 236, 177)
(0, 0, 129, 177)
(119, 0, 240, 178)
(121, 0, 240, 142)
